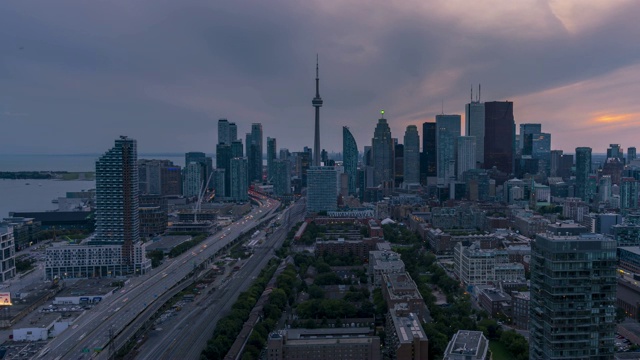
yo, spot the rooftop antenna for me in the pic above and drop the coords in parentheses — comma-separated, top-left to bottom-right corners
(441, 100, 444, 115)
(478, 84, 481, 102)
(470, 85, 473, 103)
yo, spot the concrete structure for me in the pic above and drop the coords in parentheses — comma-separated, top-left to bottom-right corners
(369, 250, 405, 286)
(454, 242, 525, 286)
(307, 166, 337, 213)
(403, 125, 420, 186)
(0, 226, 16, 282)
(443, 330, 489, 360)
(381, 272, 427, 322)
(312, 58, 323, 167)
(436, 114, 461, 185)
(372, 112, 394, 187)
(530, 232, 617, 359)
(266, 328, 380, 360)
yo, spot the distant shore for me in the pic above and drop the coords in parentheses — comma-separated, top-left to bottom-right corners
(0, 171, 95, 181)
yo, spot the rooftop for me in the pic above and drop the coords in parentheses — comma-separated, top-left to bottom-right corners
(391, 312, 426, 344)
(444, 330, 488, 359)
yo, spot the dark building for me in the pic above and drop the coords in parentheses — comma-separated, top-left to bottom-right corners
(421, 122, 436, 184)
(343, 127, 358, 197)
(575, 147, 592, 202)
(216, 144, 232, 197)
(483, 101, 515, 175)
(394, 143, 404, 186)
(139, 206, 167, 239)
(160, 165, 182, 196)
(10, 211, 95, 231)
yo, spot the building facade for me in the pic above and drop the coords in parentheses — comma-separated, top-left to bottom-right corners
(307, 166, 338, 213)
(421, 122, 437, 184)
(230, 157, 249, 202)
(372, 113, 394, 187)
(403, 125, 420, 186)
(436, 114, 461, 185)
(575, 147, 592, 202)
(0, 226, 16, 282)
(483, 101, 515, 175)
(343, 126, 358, 196)
(457, 136, 476, 181)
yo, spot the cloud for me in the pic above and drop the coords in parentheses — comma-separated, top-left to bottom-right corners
(0, 0, 639, 155)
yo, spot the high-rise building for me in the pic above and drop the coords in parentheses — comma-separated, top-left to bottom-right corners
(218, 118, 230, 145)
(185, 152, 206, 168)
(183, 162, 205, 198)
(92, 137, 140, 248)
(273, 160, 291, 196)
(267, 137, 277, 183)
(436, 114, 461, 184)
(231, 140, 243, 158)
(465, 96, 485, 166)
(530, 232, 617, 359)
(519, 123, 542, 154)
(160, 164, 182, 196)
(0, 226, 16, 282)
(216, 144, 232, 198)
(620, 177, 639, 210)
(138, 159, 176, 195)
(575, 147, 592, 201)
(342, 126, 358, 196)
(394, 143, 404, 186)
(403, 125, 420, 186)
(607, 144, 624, 162)
(483, 101, 515, 175)
(628, 147, 637, 162)
(312, 57, 323, 167)
(550, 150, 563, 177)
(372, 111, 394, 187)
(421, 122, 437, 184)
(457, 136, 476, 181)
(230, 157, 248, 201)
(229, 122, 237, 144)
(248, 123, 263, 182)
(307, 166, 337, 213)
(212, 168, 225, 199)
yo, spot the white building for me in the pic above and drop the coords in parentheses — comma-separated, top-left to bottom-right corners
(453, 242, 525, 286)
(45, 242, 151, 279)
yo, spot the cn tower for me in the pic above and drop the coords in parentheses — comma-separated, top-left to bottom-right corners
(312, 55, 323, 166)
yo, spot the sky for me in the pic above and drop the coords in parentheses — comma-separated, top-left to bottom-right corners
(1, 0, 640, 155)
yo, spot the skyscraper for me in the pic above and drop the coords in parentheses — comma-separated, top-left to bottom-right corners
(229, 122, 237, 143)
(421, 122, 437, 184)
(436, 114, 461, 184)
(216, 144, 232, 197)
(403, 125, 420, 186)
(183, 161, 205, 198)
(312, 57, 323, 167)
(92, 136, 140, 266)
(230, 157, 248, 201)
(248, 123, 263, 182)
(550, 150, 563, 177)
(267, 137, 277, 182)
(483, 101, 515, 175)
(218, 118, 230, 145)
(628, 147, 637, 162)
(607, 144, 624, 162)
(342, 126, 358, 196)
(307, 166, 337, 213)
(465, 95, 485, 166)
(575, 147, 592, 201)
(457, 136, 476, 181)
(519, 123, 542, 154)
(372, 111, 394, 187)
(530, 232, 617, 359)
(620, 177, 639, 210)
(273, 159, 291, 196)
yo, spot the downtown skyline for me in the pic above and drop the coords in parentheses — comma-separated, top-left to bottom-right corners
(1, 1, 640, 155)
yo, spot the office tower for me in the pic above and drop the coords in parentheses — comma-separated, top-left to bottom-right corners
(436, 114, 461, 184)
(160, 164, 182, 196)
(421, 122, 437, 184)
(394, 143, 404, 186)
(372, 111, 394, 187)
(138, 159, 174, 195)
(530, 133, 551, 174)
(559, 154, 574, 179)
(575, 147, 592, 201)
(267, 137, 277, 182)
(92, 136, 140, 253)
(279, 148, 290, 161)
(218, 118, 230, 145)
(342, 126, 358, 196)
(216, 144, 232, 198)
(273, 160, 291, 196)
(628, 147, 637, 162)
(607, 144, 624, 162)
(212, 169, 225, 199)
(183, 162, 205, 198)
(620, 177, 639, 210)
(321, 149, 329, 165)
(550, 150, 563, 177)
(465, 92, 485, 165)
(519, 123, 542, 154)
(185, 151, 206, 168)
(229, 122, 237, 143)
(307, 166, 337, 213)
(230, 157, 248, 201)
(483, 101, 515, 174)
(530, 232, 617, 359)
(364, 146, 372, 166)
(248, 123, 263, 182)
(457, 136, 476, 181)
(231, 140, 243, 158)
(599, 175, 612, 203)
(403, 125, 420, 186)
(312, 57, 323, 167)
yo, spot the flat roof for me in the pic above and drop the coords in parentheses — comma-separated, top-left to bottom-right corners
(391, 312, 425, 343)
(286, 327, 372, 339)
(446, 330, 487, 358)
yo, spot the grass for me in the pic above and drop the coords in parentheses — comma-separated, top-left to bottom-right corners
(489, 340, 513, 360)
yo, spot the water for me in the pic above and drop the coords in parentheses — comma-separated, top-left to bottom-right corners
(0, 154, 188, 172)
(0, 179, 96, 218)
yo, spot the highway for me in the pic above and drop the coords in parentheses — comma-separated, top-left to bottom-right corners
(137, 198, 305, 359)
(42, 197, 281, 360)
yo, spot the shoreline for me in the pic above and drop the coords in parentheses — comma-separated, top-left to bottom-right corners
(0, 171, 95, 181)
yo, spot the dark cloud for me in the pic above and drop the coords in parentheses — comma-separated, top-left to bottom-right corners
(1, 0, 640, 155)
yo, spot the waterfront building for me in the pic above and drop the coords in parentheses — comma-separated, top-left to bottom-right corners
(436, 114, 461, 184)
(530, 232, 617, 359)
(483, 101, 515, 175)
(183, 162, 205, 198)
(307, 166, 337, 213)
(343, 126, 358, 196)
(372, 112, 394, 187)
(403, 125, 420, 186)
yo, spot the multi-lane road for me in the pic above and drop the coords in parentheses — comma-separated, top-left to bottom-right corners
(43, 197, 282, 360)
(137, 198, 306, 359)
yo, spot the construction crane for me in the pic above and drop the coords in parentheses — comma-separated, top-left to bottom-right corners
(193, 172, 214, 223)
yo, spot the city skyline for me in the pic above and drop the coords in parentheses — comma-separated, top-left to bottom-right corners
(2, 1, 640, 155)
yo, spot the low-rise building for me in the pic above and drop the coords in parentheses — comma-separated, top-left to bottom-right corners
(381, 272, 427, 322)
(369, 250, 405, 286)
(385, 310, 429, 360)
(512, 291, 530, 330)
(266, 328, 381, 360)
(139, 206, 167, 238)
(443, 330, 489, 360)
(477, 287, 511, 318)
(453, 242, 525, 286)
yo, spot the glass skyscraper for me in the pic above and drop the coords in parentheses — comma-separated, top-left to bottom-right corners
(403, 125, 420, 185)
(267, 137, 277, 182)
(530, 232, 617, 359)
(342, 126, 358, 196)
(483, 101, 515, 175)
(307, 166, 337, 213)
(421, 122, 437, 184)
(436, 114, 461, 185)
(372, 113, 394, 187)
(575, 147, 592, 202)
(230, 157, 248, 201)
(465, 101, 485, 166)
